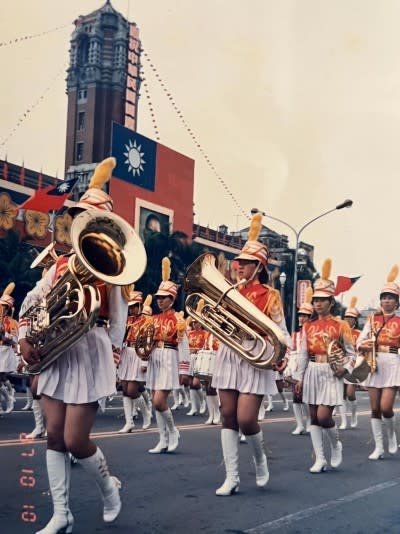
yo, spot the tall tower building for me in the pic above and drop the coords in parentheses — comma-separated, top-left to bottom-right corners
(65, 0, 141, 194)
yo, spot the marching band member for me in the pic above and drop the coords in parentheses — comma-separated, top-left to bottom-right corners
(288, 288, 313, 435)
(118, 290, 152, 432)
(19, 158, 127, 533)
(294, 259, 356, 473)
(212, 213, 291, 495)
(203, 333, 221, 425)
(147, 257, 184, 454)
(0, 282, 18, 414)
(186, 313, 208, 416)
(340, 297, 361, 429)
(357, 266, 400, 460)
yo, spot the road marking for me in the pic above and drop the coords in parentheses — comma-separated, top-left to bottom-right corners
(1, 403, 396, 448)
(244, 478, 400, 533)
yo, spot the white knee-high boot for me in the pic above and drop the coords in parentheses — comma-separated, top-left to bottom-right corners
(292, 403, 305, 435)
(309, 425, 328, 473)
(118, 397, 134, 433)
(26, 399, 45, 439)
(135, 396, 152, 429)
(22, 388, 33, 410)
(161, 408, 180, 452)
(302, 403, 311, 432)
(266, 395, 273, 412)
(204, 396, 214, 425)
(216, 429, 240, 496)
(348, 400, 358, 428)
(245, 431, 269, 487)
(280, 392, 289, 411)
(198, 388, 207, 414)
(338, 404, 347, 430)
(383, 416, 398, 454)
(186, 389, 199, 415)
(183, 386, 190, 407)
(324, 425, 343, 468)
(35, 450, 73, 534)
(142, 389, 152, 412)
(258, 399, 266, 421)
(212, 396, 221, 424)
(369, 418, 384, 460)
(149, 410, 168, 453)
(79, 447, 121, 523)
(171, 389, 180, 410)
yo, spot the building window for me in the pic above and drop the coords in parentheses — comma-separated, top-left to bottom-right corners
(76, 142, 84, 162)
(78, 111, 85, 131)
(78, 89, 87, 102)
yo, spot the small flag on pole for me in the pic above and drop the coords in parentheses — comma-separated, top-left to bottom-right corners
(334, 275, 362, 296)
(19, 176, 79, 213)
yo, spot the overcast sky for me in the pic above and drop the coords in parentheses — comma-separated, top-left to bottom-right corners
(1, 0, 399, 309)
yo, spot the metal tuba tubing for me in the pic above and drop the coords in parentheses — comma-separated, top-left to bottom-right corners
(25, 209, 147, 374)
(184, 253, 288, 370)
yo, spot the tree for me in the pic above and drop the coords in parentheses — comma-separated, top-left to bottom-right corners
(0, 230, 41, 315)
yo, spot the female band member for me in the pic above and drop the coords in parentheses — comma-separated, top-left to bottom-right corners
(357, 266, 400, 460)
(294, 259, 356, 473)
(287, 289, 313, 435)
(212, 213, 291, 495)
(340, 297, 361, 429)
(0, 282, 18, 414)
(147, 257, 185, 453)
(19, 158, 128, 533)
(118, 290, 152, 432)
(186, 312, 207, 417)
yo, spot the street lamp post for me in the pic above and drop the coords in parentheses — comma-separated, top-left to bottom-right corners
(251, 199, 353, 333)
(279, 271, 287, 302)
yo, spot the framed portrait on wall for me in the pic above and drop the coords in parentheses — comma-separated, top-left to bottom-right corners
(135, 198, 174, 245)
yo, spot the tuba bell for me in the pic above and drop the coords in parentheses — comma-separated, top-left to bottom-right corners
(184, 253, 288, 370)
(23, 209, 147, 374)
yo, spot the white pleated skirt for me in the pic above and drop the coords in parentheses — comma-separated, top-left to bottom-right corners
(211, 342, 278, 396)
(187, 353, 197, 377)
(0, 346, 16, 373)
(118, 346, 146, 382)
(179, 359, 191, 376)
(146, 347, 180, 390)
(303, 362, 343, 406)
(38, 326, 116, 404)
(364, 353, 400, 388)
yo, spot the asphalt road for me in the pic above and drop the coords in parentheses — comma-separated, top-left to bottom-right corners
(2, 393, 400, 534)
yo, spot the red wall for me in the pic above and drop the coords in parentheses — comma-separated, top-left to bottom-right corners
(110, 142, 194, 236)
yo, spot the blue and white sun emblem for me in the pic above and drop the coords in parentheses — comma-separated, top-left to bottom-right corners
(123, 139, 146, 177)
(57, 182, 70, 193)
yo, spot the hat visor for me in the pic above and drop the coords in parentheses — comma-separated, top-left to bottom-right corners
(380, 290, 399, 297)
(0, 299, 12, 307)
(233, 252, 267, 265)
(312, 290, 335, 299)
(154, 290, 175, 298)
(128, 300, 142, 306)
(344, 312, 358, 318)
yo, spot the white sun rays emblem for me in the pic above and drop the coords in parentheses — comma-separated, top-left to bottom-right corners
(123, 139, 146, 177)
(57, 182, 71, 193)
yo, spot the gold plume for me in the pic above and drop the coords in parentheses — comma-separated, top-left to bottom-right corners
(305, 286, 313, 304)
(248, 213, 262, 241)
(122, 283, 134, 302)
(143, 295, 152, 307)
(89, 157, 116, 189)
(321, 258, 332, 280)
(349, 296, 357, 309)
(186, 316, 192, 328)
(3, 282, 15, 296)
(217, 252, 227, 275)
(387, 265, 399, 283)
(196, 298, 205, 314)
(162, 257, 171, 282)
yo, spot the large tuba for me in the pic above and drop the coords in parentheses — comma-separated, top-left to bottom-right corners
(24, 209, 147, 374)
(184, 253, 288, 370)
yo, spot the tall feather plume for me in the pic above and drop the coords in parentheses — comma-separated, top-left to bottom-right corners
(143, 295, 152, 307)
(321, 258, 332, 280)
(305, 286, 313, 304)
(196, 298, 205, 314)
(217, 252, 227, 275)
(349, 296, 357, 309)
(3, 282, 15, 296)
(122, 283, 134, 302)
(162, 257, 171, 282)
(387, 265, 399, 283)
(89, 157, 116, 189)
(248, 213, 262, 241)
